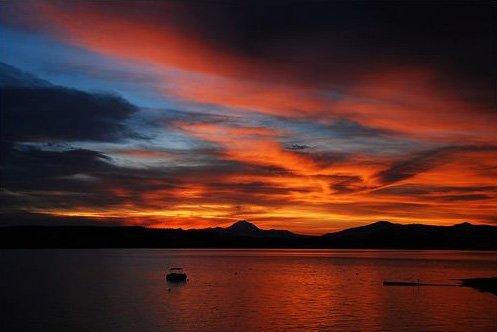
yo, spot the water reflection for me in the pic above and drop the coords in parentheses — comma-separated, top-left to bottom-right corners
(1, 249, 496, 331)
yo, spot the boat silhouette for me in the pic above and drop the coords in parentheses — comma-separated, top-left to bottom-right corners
(166, 267, 187, 282)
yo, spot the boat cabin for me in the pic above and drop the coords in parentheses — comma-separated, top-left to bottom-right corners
(166, 267, 188, 282)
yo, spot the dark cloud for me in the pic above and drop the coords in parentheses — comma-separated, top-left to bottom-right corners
(0, 211, 123, 227)
(372, 184, 497, 197)
(302, 151, 351, 168)
(162, 109, 239, 127)
(369, 184, 496, 204)
(1, 87, 138, 142)
(375, 145, 497, 185)
(329, 175, 367, 194)
(440, 194, 492, 202)
(0, 62, 139, 143)
(1, 143, 112, 191)
(326, 119, 393, 138)
(0, 63, 146, 217)
(0, 143, 125, 214)
(288, 144, 310, 151)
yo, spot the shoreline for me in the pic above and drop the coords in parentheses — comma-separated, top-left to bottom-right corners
(461, 277, 497, 295)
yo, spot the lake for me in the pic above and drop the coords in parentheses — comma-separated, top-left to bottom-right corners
(1, 249, 496, 331)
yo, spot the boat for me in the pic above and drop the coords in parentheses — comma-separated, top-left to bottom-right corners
(166, 267, 187, 282)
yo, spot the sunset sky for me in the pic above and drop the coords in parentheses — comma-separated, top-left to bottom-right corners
(1, 1, 495, 234)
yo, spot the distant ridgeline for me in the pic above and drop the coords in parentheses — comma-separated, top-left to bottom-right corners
(0, 220, 496, 249)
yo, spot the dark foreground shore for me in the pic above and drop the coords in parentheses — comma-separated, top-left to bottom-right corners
(383, 276, 497, 296)
(461, 277, 497, 295)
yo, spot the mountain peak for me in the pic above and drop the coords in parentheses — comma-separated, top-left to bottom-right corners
(455, 222, 473, 227)
(227, 220, 260, 232)
(0, 62, 52, 88)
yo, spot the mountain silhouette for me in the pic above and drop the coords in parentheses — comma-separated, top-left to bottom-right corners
(196, 220, 298, 238)
(0, 62, 52, 87)
(225, 220, 261, 235)
(0, 219, 495, 249)
(220, 220, 297, 238)
(323, 221, 496, 249)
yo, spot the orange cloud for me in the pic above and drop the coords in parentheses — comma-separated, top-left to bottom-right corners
(333, 69, 497, 142)
(29, 2, 268, 82)
(177, 122, 328, 176)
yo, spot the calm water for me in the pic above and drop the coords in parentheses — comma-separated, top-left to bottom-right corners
(1, 249, 496, 331)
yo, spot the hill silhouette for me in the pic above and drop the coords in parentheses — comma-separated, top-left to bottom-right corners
(322, 221, 496, 249)
(0, 220, 495, 249)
